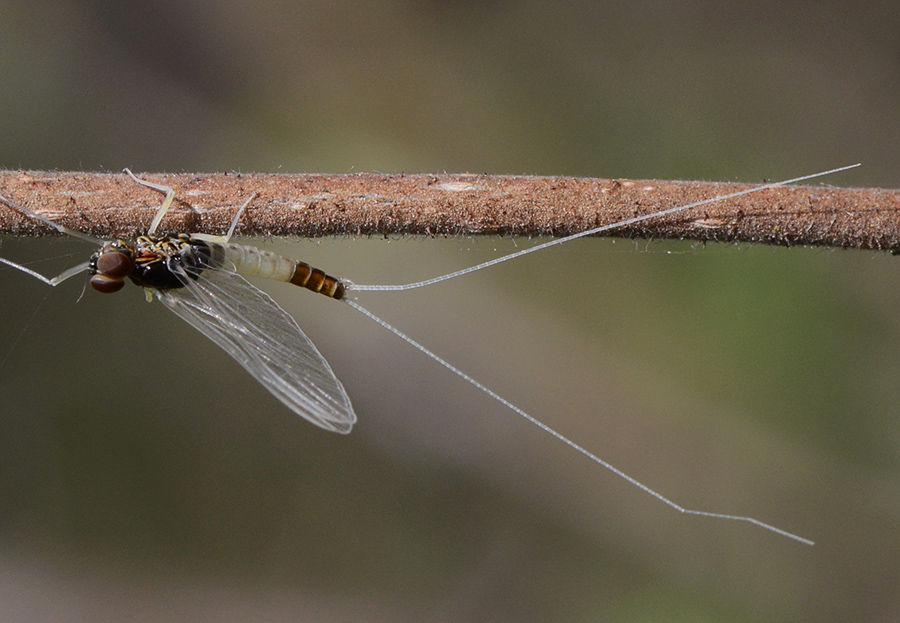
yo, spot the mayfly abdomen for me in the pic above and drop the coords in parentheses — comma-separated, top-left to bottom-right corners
(220, 243, 345, 300)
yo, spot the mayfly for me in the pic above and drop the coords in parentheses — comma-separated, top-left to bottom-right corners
(0, 164, 859, 545)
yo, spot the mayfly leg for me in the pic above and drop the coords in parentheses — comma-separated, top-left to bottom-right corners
(0, 194, 96, 286)
(123, 168, 177, 236)
(124, 168, 256, 244)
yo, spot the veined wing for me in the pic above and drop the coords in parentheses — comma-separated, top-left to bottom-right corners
(157, 265, 356, 434)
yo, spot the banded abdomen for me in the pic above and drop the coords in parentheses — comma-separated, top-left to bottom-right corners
(218, 243, 345, 300)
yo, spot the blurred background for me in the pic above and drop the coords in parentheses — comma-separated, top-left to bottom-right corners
(1, 1, 898, 621)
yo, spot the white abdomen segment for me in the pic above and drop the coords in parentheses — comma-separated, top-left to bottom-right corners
(219, 243, 345, 299)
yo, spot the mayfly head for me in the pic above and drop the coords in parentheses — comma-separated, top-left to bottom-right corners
(88, 241, 135, 293)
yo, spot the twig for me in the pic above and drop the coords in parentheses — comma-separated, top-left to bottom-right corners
(1, 170, 897, 251)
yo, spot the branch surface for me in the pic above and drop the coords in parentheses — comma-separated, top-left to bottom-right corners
(1, 170, 897, 251)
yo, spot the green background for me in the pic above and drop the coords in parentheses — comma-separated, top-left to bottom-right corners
(1, 2, 898, 621)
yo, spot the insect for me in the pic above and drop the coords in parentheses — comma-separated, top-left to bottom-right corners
(0, 164, 859, 545)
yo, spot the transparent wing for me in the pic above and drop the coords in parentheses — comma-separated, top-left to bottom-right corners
(156, 267, 356, 434)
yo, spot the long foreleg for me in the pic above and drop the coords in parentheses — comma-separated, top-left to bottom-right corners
(0, 256, 91, 286)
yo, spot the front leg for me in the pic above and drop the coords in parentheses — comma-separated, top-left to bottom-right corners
(0, 256, 91, 286)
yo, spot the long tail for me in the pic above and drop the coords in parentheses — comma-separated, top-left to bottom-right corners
(347, 164, 860, 292)
(343, 298, 814, 545)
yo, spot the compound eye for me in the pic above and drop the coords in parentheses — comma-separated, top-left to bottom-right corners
(96, 250, 134, 279)
(90, 250, 133, 293)
(90, 274, 126, 293)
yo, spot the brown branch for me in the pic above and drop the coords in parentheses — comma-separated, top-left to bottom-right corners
(1, 170, 897, 251)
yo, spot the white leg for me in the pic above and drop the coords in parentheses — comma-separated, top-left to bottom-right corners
(0, 193, 96, 285)
(123, 169, 255, 242)
(0, 256, 91, 286)
(190, 192, 257, 244)
(123, 168, 176, 236)
(0, 194, 99, 244)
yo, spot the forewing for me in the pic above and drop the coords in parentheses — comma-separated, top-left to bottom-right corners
(157, 267, 356, 434)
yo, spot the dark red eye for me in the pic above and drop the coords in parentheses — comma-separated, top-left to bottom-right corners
(90, 250, 134, 293)
(90, 274, 125, 293)
(96, 251, 134, 279)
